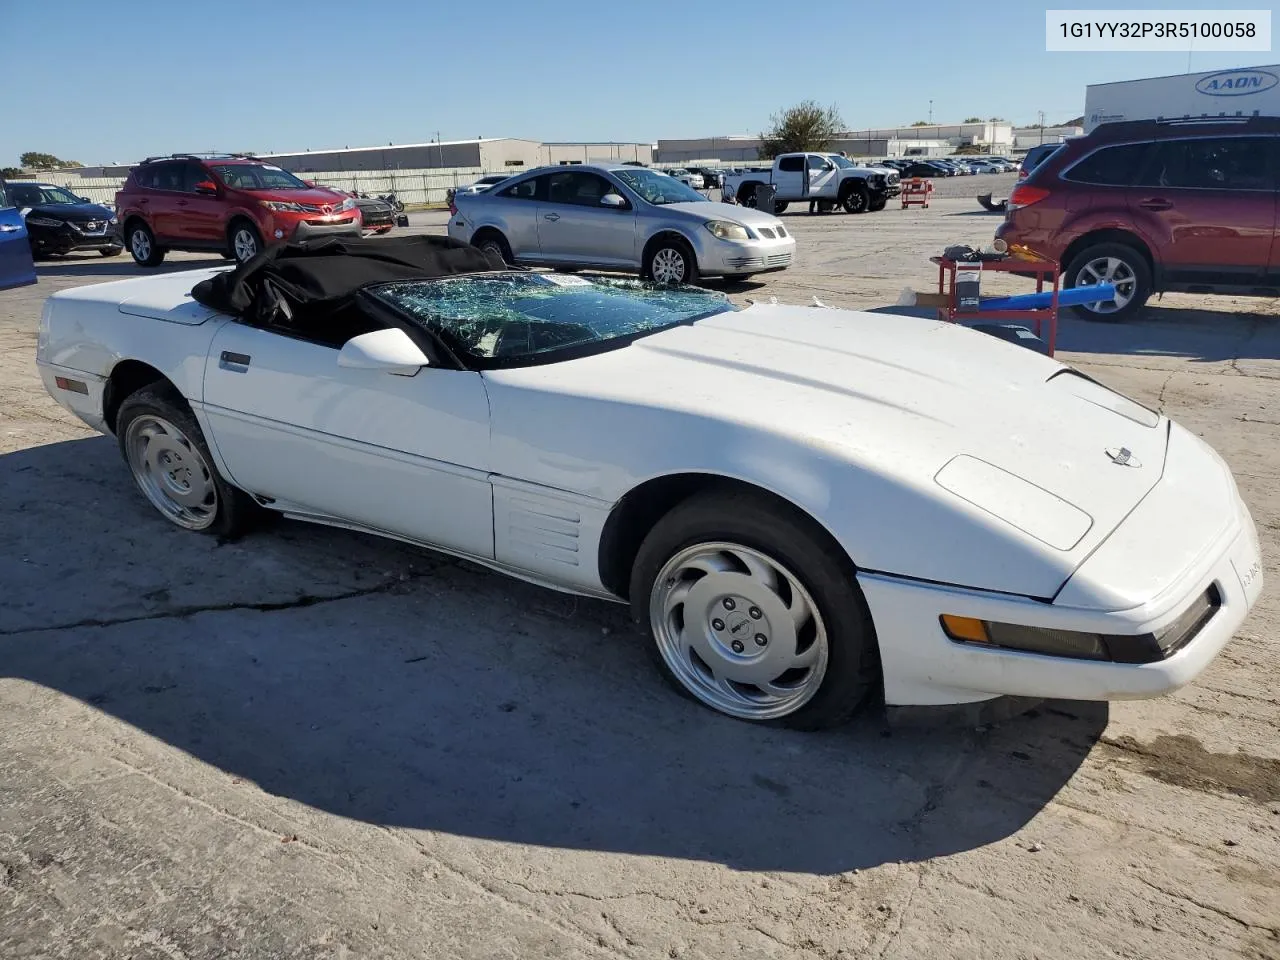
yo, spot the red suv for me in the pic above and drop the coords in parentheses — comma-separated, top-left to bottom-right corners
(115, 154, 363, 267)
(997, 117, 1278, 321)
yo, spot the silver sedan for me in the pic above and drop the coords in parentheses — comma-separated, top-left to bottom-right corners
(448, 163, 795, 283)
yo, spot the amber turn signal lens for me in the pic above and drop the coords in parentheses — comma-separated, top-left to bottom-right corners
(940, 615, 989, 643)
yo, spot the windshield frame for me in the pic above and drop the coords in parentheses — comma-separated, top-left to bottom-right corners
(362, 272, 736, 370)
(11, 183, 86, 206)
(208, 162, 313, 191)
(610, 167, 706, 206)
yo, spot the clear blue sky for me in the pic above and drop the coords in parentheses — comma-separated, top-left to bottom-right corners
(0, 0, 1268, 166)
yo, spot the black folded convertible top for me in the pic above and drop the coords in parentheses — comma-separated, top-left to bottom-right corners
(191, 235, 505, 323)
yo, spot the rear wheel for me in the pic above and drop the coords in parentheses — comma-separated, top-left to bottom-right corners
(473, 230, 513, 265)
(630, 489, 879, 730)
(773, 201, 789, 215)
(1064, 242, 1151, 322)
(644, 237, 699, 285)
(116, 383, 259, 538)
(127, 222, 165, 267)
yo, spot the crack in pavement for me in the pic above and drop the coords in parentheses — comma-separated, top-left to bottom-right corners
(1155, 371, 1176, 412)
(1134, 875, 1278, 934)
(0, 575, 426, 638)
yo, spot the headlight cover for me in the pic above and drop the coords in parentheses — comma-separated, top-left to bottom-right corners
(260, 200, 307, 213)
(340, 197, 357, 211)
(940, 585, 1221, 664)
(705, 220, 751, 241)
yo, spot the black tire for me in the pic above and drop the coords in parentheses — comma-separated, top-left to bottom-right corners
(773, 201, 789, 215)
(227, 219, 263, 264)
(100, 246, 124, 257)
(1063, 242, 1151, 323)
(841, 184, 870, 214)
(643, 236, 699, 285)
(115, 383, 260, 540)
(472, 230, 513, 265)
(126, 221, 165, 267)
(629, 489, 880, 730)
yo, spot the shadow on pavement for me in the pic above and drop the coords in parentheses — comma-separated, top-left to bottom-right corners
(1, 437, 1107, 875)
(35, 256, 228, 279)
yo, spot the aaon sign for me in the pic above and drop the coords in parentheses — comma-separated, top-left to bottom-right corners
(1195, 69, 1280, 97)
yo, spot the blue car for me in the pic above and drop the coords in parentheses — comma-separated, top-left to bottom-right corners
(0, 180, 38, 291)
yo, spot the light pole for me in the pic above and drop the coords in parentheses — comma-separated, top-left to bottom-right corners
(928, 100, 933, 124)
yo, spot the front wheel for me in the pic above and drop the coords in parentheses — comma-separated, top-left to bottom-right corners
(229, 220, 263, 263)
(644, 238, 699, 285)
(841, 185, 870, 214)
(116, 383, 259, 538)
(1064, 242, 1151, 322)
(630, 490, 880, 729)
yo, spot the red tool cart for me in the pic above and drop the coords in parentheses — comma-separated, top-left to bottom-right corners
(900, 178, 933, 209)
(931, 255, 1061, 356)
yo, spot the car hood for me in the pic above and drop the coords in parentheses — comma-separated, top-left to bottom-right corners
(484, 304, 1169, 597)
(658, 201, 783, 228)
(25, 202, 114, 222)
(250, 188, 351, 207)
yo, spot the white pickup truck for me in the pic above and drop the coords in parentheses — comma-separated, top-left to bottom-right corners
(722, 153, 900, 214)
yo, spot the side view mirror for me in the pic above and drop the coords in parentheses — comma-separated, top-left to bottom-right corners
(600, 193, 627, 209)
(194, 181, 218, 196)
(338, 328, 430, 376)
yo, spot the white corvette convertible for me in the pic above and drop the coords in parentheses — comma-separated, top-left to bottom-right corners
(36, 237, 1262, 729)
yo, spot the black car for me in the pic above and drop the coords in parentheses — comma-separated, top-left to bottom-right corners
(686, 166, 723, 188)
(6, 181, 122, 258)
(899, 162, 950, 178)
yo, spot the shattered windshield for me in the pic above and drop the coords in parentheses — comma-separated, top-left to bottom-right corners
(372, 273, 736, 363)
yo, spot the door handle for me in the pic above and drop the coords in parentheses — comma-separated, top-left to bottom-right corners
(0, 225, 19, 233)
(219, 351, 251, 370)
(138, 198, 149, 203)
(1138, 198, 1172, 211)
(543, 213, 560, 222)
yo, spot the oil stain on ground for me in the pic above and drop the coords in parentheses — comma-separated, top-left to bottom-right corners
(1102, 734, 1280, 804)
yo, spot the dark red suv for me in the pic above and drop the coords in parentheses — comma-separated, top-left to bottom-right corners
(996, 117, 1279, 320)
(115, 154, 363, 267)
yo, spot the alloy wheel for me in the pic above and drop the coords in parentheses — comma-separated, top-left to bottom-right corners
(130, 229, 151, 261)
(649, 541, 829, 720)
(651, 248, 687, 284)
(1075, 257, 1136, 314)
(233, 228, 259, 262)
(123, 414, 218, 530)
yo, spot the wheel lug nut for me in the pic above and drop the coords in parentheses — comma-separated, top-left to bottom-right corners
(722, 598, 736, 610)
(749, 606, 762, 619)
(731, 640, 745, 653)
(711, 619, 725, 631)
(754, 634, 768, 647)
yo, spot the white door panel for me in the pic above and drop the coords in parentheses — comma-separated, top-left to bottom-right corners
(201, 323, 494, 558)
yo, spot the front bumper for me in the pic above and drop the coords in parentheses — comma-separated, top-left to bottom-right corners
(28, 222, 122, 254)
(695, 234, 796, 277)
(285, 215, 362, 243)
(861, 427, 1263, 707)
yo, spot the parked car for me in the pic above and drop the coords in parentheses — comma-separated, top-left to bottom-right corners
(661, 168, 705, 189)
(1016, 143, 1064, 181)
(0, 180, 38, 290)
(898, 161, 950, 179)
(449, 163, 793, 283)
(115, 154, 362, 267)
(722, 153, 899, 214)
(5, 181, 122, 258)
(35, 237, 1262, 729)
(686, 167, 723, 189)
(997, 116, 1280, 321)
(453, 174, 512, 199)
(310, 184, 396, 235)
